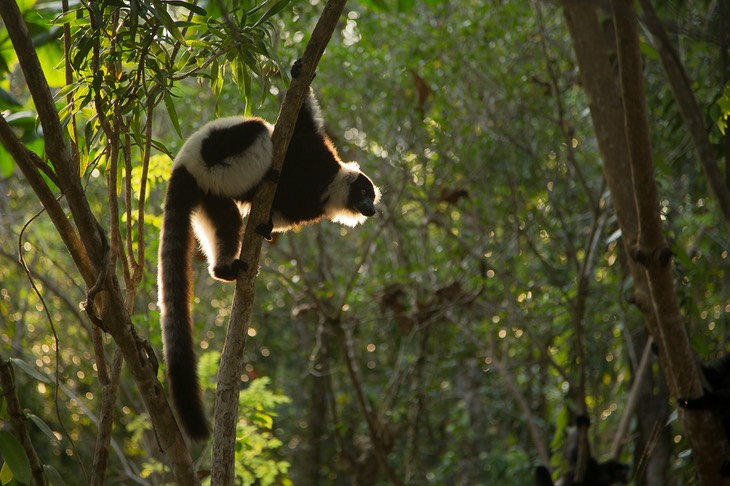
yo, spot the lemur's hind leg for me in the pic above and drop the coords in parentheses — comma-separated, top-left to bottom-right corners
(196, 194, 247, 281)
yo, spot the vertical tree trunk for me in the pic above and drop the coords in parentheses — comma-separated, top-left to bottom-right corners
(562, 1, 730, 484)
(210, 1, 349, 482)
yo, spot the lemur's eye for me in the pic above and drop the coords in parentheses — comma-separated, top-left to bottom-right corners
(361, 189, 367, 197)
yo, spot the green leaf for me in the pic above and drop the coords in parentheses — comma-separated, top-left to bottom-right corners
(164, 92, 183, 139)
(397, 0, 416, 11)
(715, 81, 730, 135)
(0, 431, 32, 485)
(36, 42, 66, 88)
(164, 0, 207, 16)
(639, 37, 659, 61)
(8, 358, 49, 384)
(252, 411, 273, 429)
(0, 150, 15, 178)
(0, 462, 13, 485)
(252, 0, 291, 28)
(28, 414, 58, 443)
(246, 1, 268, 18)
(0, 87, 21, 108)
(43, 465, 66, 486)
(150, 0, 186, 44)
(15, 0, 37, 13)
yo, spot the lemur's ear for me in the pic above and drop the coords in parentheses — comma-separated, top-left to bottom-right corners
(342, 162, 361, 183)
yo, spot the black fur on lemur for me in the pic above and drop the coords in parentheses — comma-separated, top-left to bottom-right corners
(677, 353, 730, 476)
(158, 62, 380, 440)
(534, 459, 629, 486)
(534, 419, 629, 486)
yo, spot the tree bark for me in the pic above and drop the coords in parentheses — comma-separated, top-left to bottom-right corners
(562, 1, 730, 484)
(610, 2, 729, 483)
(0, 356, 46, 486)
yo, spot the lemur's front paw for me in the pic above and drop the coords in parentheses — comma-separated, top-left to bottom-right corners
(291, 58, 303, 78)
(265, 168, 280, 183)
(212, 259, 248, 281)
(291, 58, 316, 81)
(256, 221, 274, 241)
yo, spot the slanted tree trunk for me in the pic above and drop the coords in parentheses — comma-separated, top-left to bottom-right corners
(0, 3, 198, 484)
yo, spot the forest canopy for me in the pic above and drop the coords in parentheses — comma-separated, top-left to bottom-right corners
(1, 0, 730, 485)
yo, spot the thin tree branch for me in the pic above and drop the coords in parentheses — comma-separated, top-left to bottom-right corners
(0, 6, 200, 483)
(91, 349, 123, 486)
(338, 319, 404, 485)
(639, 0, 730, 228)
(211, 0, 350, 480)
(610, 338, 653, 458)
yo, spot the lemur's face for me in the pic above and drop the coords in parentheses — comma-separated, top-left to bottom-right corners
(348, 173, 380, 217)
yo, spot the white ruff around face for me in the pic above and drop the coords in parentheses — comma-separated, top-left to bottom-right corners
(324, 162, 381, 227)
(174, 117, 274, 198)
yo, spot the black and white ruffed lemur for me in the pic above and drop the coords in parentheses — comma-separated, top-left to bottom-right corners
(158, 63, 380, 440)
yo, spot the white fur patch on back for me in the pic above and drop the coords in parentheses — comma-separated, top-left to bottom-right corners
(174, 117, 274, 197)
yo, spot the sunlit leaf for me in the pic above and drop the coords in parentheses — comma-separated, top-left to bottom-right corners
(165, 0, 208, 16)
(0, 462, 13, 485)
(28, 414, 58, 443)
(0, 150, 15, 178)
(8, 358, 49, 383)
(252, 0, 291, 28)
(164, 92, 183, 139)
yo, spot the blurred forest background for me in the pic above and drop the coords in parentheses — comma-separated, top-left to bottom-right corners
(1, 0, 730, 484)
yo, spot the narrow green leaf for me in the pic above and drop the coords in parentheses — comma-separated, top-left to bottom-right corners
(246, 0, 268, 18)
(28, 414, 58, 443)
(150, 1, 186, 44)
(43, 465, 66, 486)
(243, 66, 252, 117)
(8, 358, 49, 384)
(0, 431, 32, 485)
(252, 0, 291, 28)
(164, 92, 183, 139)
(165, 0, 207, 15)
(72, 35, 94, 69)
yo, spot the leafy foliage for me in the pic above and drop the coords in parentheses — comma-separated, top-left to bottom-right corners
(1, 0, 729, 484)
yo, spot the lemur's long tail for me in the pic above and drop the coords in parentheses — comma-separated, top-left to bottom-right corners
(158, 166, 210, 440)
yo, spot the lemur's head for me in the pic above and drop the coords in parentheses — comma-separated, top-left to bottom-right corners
(348, 172, 379, 217)
(326, 162, 381, 227)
